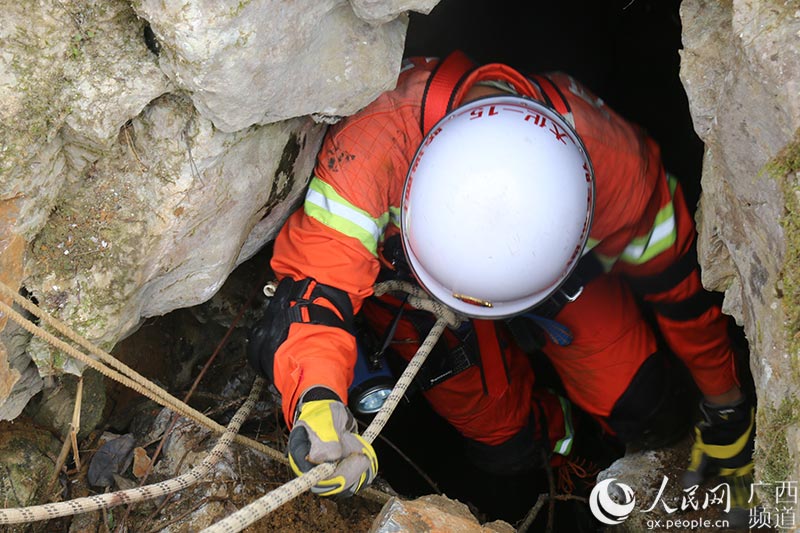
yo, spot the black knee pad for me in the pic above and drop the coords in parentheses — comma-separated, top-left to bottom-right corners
(462, 415, 548, 475)
(607, 350, 697, 449)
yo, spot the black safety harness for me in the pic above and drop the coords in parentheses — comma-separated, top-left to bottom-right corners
(247, 277, 354, 383)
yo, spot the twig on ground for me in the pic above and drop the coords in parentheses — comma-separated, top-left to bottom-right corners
(544, 450, 556, 532)
(115, 277, 266, 532)
(144, 496, 226, 533)
(47, 376, 84, 494)
(517, 494, 589, 533)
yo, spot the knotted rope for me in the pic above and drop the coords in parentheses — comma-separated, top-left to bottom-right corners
(0, 281, 277, 458)
(0, 377, 264, 524)
(0, 279, 463, 530)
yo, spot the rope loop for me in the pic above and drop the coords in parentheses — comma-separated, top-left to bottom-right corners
(0, 278, 456, 530)
(373, 280, 465, 329)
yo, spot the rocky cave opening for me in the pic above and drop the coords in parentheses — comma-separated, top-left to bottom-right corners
(97, 0, 759, 531)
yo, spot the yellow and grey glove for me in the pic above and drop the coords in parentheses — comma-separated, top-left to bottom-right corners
(287, 387, 378, 497)
(683, 397, 755, 517)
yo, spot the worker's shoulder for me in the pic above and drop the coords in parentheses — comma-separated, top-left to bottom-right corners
(314, 59, 433, 189)
(540, 72, 648, 160)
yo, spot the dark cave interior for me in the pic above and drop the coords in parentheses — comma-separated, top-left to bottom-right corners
(403, 0, 705, 209)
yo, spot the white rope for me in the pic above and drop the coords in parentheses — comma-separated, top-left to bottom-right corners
(201, 316, 451, 533)
(0, 377, 264, 525)
(372, 280, 463, 329)
(0, 282, 277, 458)
(0, 279, 461, 529)
(201, 280, 463, 532)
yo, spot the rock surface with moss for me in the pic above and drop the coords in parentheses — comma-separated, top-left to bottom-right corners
(680, 0, 800, 517)
(22, 94, 325, 377)
(1, 0, 413, 418)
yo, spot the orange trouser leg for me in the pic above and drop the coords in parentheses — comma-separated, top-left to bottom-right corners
(419, 350, 569, 473)
(543, 274, 659, 421)
(417, 343, 537, 446)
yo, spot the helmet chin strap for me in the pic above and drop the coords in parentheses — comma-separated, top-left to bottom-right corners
(451, 62, 540, 109)
(420, 50, 568, 136)
(461, 82, 514, 104)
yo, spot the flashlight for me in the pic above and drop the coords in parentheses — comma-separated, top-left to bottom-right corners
(348, 341, 395, 416)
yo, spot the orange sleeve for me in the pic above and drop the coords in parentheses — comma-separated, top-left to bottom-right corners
(553, 73, 737, 396)
(270, 211, 380, 424)
(268, 61, 431, 424)
(545, 72, 663, 261)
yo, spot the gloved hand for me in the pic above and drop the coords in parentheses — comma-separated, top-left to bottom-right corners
(683, 397, 755, 515)
(288, 387, 378, 497)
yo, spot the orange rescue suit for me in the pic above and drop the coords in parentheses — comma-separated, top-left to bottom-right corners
(268, 56, 738, 449)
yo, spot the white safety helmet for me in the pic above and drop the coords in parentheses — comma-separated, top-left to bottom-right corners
(401, 95, 594, 319)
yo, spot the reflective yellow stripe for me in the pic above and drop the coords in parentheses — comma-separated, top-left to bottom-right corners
(303, 177, 392, 256)
(553, 395, 574, 456)
(592, 175, 680, 270)
(389, 206, 401, 229)
(618, 175, 679, 265)
(585, 238, 618, 272)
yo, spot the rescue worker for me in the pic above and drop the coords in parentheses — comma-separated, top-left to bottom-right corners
(247, 51, 755, 508)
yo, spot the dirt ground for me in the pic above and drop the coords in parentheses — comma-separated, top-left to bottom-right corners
(121, 456, 386, 533)
(34, 403, 386, 533)
(230, 472, 384, 533)
(99, 325, 385, 532)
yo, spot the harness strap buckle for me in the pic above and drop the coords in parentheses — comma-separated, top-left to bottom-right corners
(560, 284, 584, 303)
